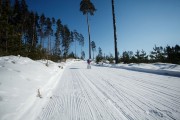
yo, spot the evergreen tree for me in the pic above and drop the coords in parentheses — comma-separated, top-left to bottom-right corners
(55, 19, 62, 56)
(140, 49, 148, 63)
(13, 0, 22, 35)
(13, 0, 21, 24)
(0, 0, 2, 13)
(81, 51, 85, 60)
(91, 41, 96, 59)
(0, 0, 13, 54)
(54, 19, 62, 56)
(72, 30, 78, 58)
(21, 0, 28, 17)
(150, 45, 165, 62)
(98, 47, 103, 58)
(106, 53, 114, 63)
(45, 17, 52, 52)
(174, 45, 180, 64)
(44, 17, 52, 64)
(62, 25, 72, 60)
(96, 47, 103, 63)
(20, 0, 28, 44)
(122, 51, 130, 64)
(39, 14, 46, 48)
(50, 17, 55, 54)
(71, 30, 84, 58)
(78, 33, 84, 57)
(68, 52, 75, 58)
(80, 0, 96, 59)
(165, 45, 173, 63)
(135, 50, 140, 63)
(165, 45, 180, 64)
(24, 11, 38, 57)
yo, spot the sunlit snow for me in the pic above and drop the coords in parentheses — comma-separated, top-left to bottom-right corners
(0, 56, 180, 120)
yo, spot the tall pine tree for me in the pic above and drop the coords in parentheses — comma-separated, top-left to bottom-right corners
(54, 19, 62, 56)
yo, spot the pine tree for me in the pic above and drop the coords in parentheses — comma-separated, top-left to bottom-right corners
(71, 30, 84, 58)
(13, 0, 21, 24)
(121, 51, 134, 63)
(72, 30, 78, 58)
(80, 0, 96, 59)
(135, 50, 140, 63)
(62, 25, 72, 60)
(96, 47, 103, 63)
(78, 33, 84, 56)
(165, 45, 180, 64)
(0, 0, 12, 54)
(91, 41, 96, 59)
(54, 19, 62, 56)
(50, 17, 55, 55)
(39, 14, 46, 48)
(45, 17, 52, 53)
(0, 0, 2, 13)
(13, 0, 24, 54)
(174, 45, 180, 64)
(150, 45, 165, 62)
(25, 12, 38, 52)
(20, 0, 28, 44)
(81, 51, 85, 60)
(140, 49, 148, 63)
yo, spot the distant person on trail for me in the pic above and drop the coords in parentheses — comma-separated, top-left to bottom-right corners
(87, 59, 91, 69)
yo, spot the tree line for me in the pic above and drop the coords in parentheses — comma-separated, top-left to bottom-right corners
(0, 0, 85, 62)
(96, 45, 180, 64)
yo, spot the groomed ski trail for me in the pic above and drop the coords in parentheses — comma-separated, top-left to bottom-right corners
(36, 61, 180, 120)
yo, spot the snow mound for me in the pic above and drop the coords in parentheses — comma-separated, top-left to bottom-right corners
(0, 55, 68, 120)
(95, 62, 180, 77)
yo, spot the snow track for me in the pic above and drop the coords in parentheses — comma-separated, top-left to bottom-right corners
(36, 61, 180, 120)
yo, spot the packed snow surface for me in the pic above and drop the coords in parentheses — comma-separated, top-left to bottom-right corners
(0, 56, 180, 120)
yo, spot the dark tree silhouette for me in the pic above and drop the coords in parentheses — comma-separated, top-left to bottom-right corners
(62, 25, 72, 60)
(39, 14, 46, 48)
(91, 41, 96, 59)
(80, 0, 96, 59)
(54, 19, 62, 56)
(111, 0, 118, 64)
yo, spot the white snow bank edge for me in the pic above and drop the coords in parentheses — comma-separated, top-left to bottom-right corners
(94, 63, 180, 77)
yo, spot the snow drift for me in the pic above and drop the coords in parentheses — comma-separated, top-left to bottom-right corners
(0, 56, 68, 120)
(95, 62, 180, 77)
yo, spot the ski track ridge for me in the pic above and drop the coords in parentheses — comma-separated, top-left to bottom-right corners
(36, 62, 180, 120)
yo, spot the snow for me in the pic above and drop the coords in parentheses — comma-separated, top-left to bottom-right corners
(95, 62, 180, 77)
(0, 56, 69, 120)
(0, 56, 180, 120)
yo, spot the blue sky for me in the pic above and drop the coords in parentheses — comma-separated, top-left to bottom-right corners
(26, 0, 180, 58)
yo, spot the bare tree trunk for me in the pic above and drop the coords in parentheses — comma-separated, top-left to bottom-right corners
(86, 13, 91, 59)
(112, 0, 118, 64)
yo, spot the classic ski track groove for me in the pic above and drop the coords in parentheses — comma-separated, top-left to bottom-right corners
(36, 62, 180, 120)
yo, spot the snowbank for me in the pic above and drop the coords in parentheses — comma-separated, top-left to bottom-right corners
(95, 62, 180, 77)
(0, 56, 73, 120)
